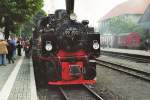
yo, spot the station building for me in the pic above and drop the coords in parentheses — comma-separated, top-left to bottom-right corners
(98, 0, 150, 35)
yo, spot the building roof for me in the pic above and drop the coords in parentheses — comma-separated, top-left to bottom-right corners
(139, 5, 150, 29)
(101, 0, 150, 21)
(139, 5, 150, 22)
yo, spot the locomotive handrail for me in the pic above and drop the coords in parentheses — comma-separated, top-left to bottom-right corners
(39, 55, 88, 59)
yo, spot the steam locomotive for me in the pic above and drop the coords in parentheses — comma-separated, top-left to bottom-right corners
(32, 0, 100, 85)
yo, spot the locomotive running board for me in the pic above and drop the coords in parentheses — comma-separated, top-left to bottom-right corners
(48, 80, 96, 85)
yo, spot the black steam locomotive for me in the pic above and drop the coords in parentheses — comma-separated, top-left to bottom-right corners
(32, 0, 100, 85)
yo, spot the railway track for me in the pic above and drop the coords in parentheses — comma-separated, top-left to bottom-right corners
(59, 85, 104, 100)
(37, 86, 64, 100)
(37, 85, 103, 100)
(96, 59, 150, 82)
(101, 51, 150, 63)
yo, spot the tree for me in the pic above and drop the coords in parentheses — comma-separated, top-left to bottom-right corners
(21, 9, 46, 38)
(107, 16, 146, 45)
(0, 0, 43, 39)
(108, 16, 145, 36)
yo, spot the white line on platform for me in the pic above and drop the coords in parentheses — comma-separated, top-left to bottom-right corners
(0, 56, 24, 100)
(30, 58, 38, 100)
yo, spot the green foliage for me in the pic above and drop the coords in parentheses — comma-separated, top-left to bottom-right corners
(32, 9, 47, 27)
(133, 25, 145, 38)
(99, 15, 147, 44)
(0, 0, 43, 22)
(108, 16, 145, 35)
(21, 9, 46, 38)
(0, 0, 44, 39)
(104, 16, 146, 44)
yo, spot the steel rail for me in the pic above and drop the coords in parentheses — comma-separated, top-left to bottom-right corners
(83, 84, 104, 100)
(96, 59, 150, 82)
(58, 85, 104, 100)
(59, 87, 70, 100)
(101, 51, 150, 63)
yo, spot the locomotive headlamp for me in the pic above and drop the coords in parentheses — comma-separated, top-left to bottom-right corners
(45, 41, 52, 51)
(93, 40, 100, 50)
(70, 13, 77, 20)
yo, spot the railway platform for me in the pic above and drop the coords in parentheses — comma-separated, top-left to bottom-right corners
(0, 55, 38, 100)
(101, 48, 150, 57)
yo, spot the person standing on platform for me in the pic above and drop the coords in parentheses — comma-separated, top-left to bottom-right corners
(7, 39, 15, 64)
(0, 31, 8, 66)
(144, 39, 149, 51)
(17, 38, 22, 56)
(9, 34, 17, 59)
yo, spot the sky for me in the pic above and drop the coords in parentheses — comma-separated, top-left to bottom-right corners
(42, 0, 128, 27)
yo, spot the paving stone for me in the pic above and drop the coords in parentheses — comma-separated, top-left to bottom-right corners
(8, 58, 31, 100)
(0, 57, 20, 90)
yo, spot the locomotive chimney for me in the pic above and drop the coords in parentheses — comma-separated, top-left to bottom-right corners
(66, 0, 74, 15)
